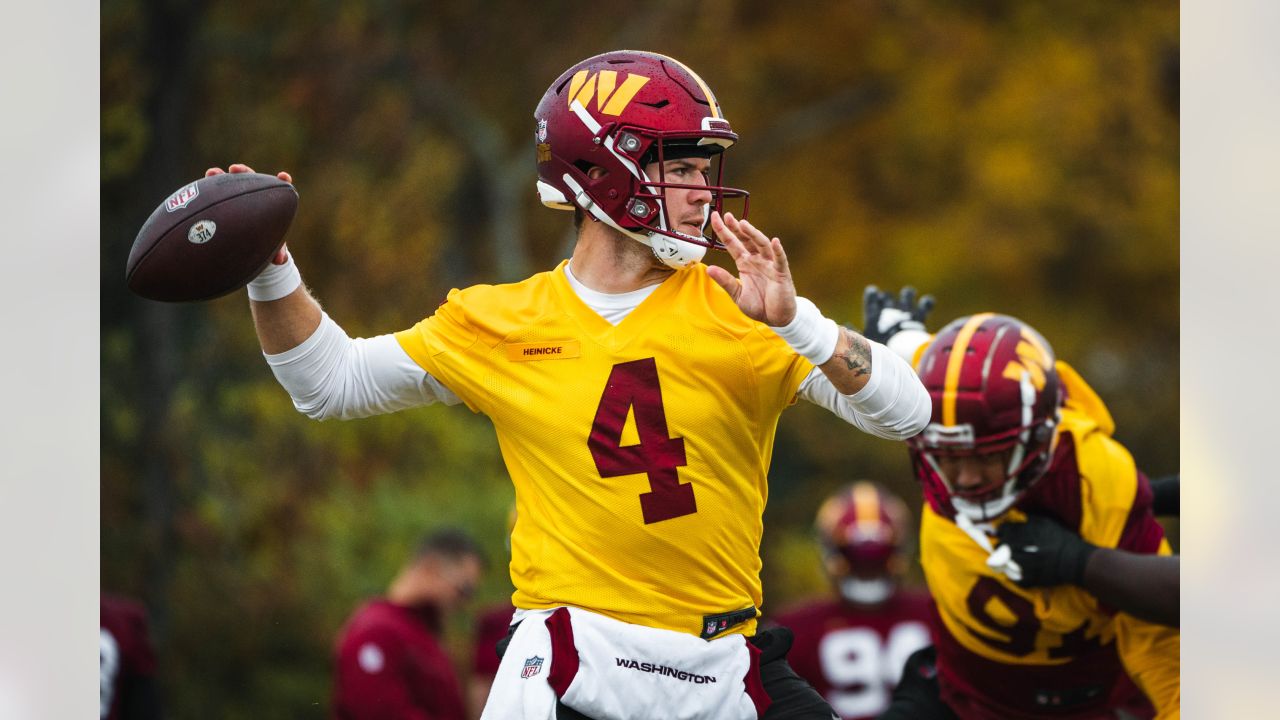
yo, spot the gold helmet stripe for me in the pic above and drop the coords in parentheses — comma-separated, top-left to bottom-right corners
(942, 313, 995, 426)
(655, 53, 722, 119)
(852, 482, 883, 532)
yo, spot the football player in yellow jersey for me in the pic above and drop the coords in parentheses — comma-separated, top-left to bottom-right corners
(868, 308, 1179, 720)
(209, 50, 930, 719)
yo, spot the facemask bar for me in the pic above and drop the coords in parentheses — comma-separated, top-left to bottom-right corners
(916, 419, 1060, 521)
(631, 144, 749, 249)
(920, 451, 1021, 521)
(613, 125, 749, 249)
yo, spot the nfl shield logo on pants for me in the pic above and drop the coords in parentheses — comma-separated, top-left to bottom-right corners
(521, 655, 544, 679)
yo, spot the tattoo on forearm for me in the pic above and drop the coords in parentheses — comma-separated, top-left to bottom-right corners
(837, 328, 872, 378)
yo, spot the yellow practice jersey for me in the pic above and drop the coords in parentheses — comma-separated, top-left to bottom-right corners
(395, 261, 811, 637)
(920, 363, 1179, 719)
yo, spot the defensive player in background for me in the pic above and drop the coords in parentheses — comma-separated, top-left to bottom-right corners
(211, 50, 930, 719)
(100, 593, 163, 720)
(876, 311, 1179, 719)
(865, 288, 1181, 629)
(331, 529, 485, 720)
(771, 482, 934, 720)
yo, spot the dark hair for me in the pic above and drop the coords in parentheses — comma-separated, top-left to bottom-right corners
(415, 528, 488, 569)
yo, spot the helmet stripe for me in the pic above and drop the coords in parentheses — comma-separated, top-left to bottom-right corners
(942, 313, 995, 426)
(852, 482, 882, 532)
(656, 53, 722, 119)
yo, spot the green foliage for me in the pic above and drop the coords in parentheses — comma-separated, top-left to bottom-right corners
(102, 1, 1178, 714)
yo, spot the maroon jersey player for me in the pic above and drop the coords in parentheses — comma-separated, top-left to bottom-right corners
(100, 593, 162, 720)
(468, 602, 516, 715)
(332, 529, 485, 720)
(772, 482, 935, 720)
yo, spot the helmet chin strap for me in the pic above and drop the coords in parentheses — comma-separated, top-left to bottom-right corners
(952, 491, 1019, 523)
(643, 232, 707, 268)
(839, 577, 893, 605)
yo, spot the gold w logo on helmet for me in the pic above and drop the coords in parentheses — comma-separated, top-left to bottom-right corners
(1002, 333, 1053, 391)
(567, 70, 650, 116)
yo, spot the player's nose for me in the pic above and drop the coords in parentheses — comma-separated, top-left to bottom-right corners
(689, 183, 713, 205)
(953, 459, 985, 490)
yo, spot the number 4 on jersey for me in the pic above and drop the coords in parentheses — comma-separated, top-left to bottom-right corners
(588, 358, 696, 524)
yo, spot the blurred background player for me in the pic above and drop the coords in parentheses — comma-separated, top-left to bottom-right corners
(878, 310, 1179, 719)
(331, 528, 486, 720)
(772, 482, 933, 720)
(100, 593, 163, 720)
(469, 601, 516, 717)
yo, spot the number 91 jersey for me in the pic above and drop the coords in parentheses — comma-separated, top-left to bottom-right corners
(919, 365, 1179, 719)
(395, 261, 812, 637)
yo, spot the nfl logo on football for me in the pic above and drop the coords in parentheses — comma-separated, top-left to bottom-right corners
(521, 655, 544, 679)
(166, 182, 199, 212)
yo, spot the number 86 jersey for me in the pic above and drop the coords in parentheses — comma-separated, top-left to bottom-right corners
(395, 260, 812, 637)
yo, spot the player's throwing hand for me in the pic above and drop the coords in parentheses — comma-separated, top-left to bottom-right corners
(205, 163, 294, 265)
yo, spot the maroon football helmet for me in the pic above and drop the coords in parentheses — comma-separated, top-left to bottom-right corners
(907, 314, 1065, 522)
(816, 481, 911, 606)
(533, 50, 749, 268)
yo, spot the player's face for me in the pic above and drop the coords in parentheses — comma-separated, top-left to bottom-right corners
(935, 451, 1008, 497)
(646, 157, 713, 237)
(439, 555, 483, 611)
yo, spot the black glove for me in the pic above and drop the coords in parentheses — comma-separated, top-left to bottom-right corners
(996, 514, 1097, 588)
(878, 646, 958, 720)
(1150, 474, 1179, 516)
(862, 285, 935, 345)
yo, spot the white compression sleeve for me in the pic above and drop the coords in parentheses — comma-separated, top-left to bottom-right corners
(798, 340, 931, 440)
(264, 312, 460, 420)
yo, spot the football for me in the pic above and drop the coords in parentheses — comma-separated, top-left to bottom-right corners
(126, 172, 299, 302)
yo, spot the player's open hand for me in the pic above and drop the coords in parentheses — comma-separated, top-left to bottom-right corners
(205, 163, 294, 264)
(862, 285, 935, 345)
(706, 211, 798, 326)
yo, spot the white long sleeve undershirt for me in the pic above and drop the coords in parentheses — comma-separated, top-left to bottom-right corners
(264, 264, 928, 438)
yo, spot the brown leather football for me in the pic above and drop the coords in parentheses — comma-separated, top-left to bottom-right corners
(126, 172, 298, 302)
